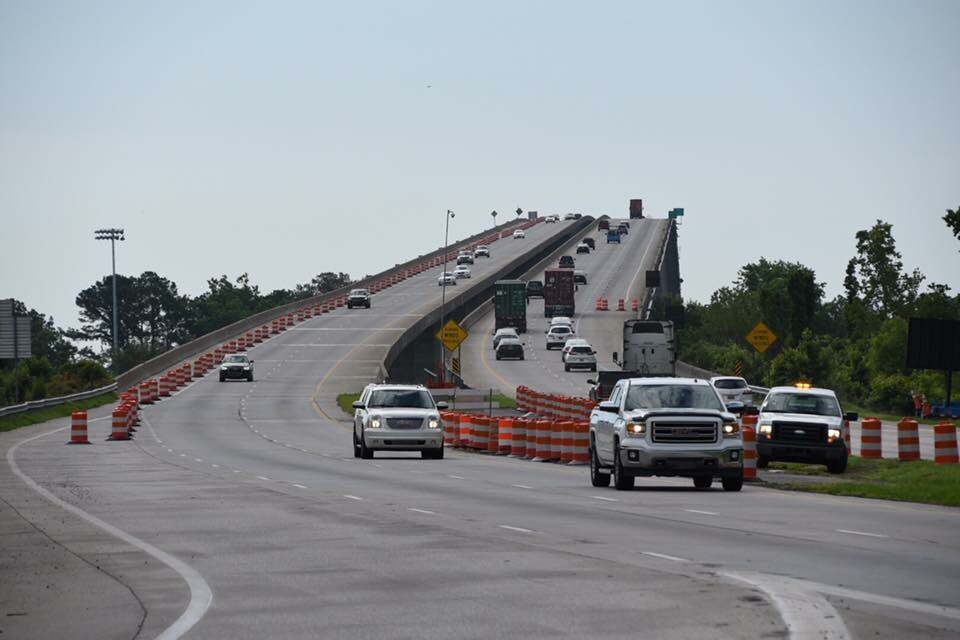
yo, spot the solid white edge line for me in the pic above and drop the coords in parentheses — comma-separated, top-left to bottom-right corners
(256, 476, 271, 481)
(292, 484, 308, 489)
(8, 426, 213, 640)
(511, 484, 533, 489)
(499, 525, 535, 534)
(408, 508, 435, 515)
(836, 529, 887, 538)
(343, 494, 363, 501)
(591, 495, 618, 502)
(685, 509, 718, 516)
(641, 551, 689, 563)
(447, 475, 465, 480)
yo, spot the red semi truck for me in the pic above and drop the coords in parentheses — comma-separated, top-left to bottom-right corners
(629, 199, 644, 219)
(543, 268, 575, 318)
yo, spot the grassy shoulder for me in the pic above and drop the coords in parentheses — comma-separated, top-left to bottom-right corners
(764, 457, 960, 507)
(0, 392, 119, 433)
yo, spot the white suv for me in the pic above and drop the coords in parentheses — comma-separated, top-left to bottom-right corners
(562, 339, 597, 372)
(352, 385, 448, 459)
(710, 376, 753, 407)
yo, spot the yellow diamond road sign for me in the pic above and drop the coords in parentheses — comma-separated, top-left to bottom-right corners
(436, 319, 469, 352)
(746, 322, 778, 354)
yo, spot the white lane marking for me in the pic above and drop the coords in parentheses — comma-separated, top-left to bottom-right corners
(179, 454, 186, 458)
(685, 509, 718, 516)
(836, 529, 887, 539)
(499, 525, 535, 534)
(591, 495, 618, 502)
(343, 494, 363, 501)
(8, 427, 213, 640)
(167, 448, 174, 453)
(194, 458, 203, 463)
(723, 571, 850, 640)
(641, 551, 690, 563)
(211, 464, 219, 468)
(292, 484, 308, 489)
(511, 484, 534, 489)
(256, 476, 271, 481)
(805, 579, 960, 622)
(408, 508, 435, 515)
(448, 475, 465, 480)
(232, 470, 240, 473)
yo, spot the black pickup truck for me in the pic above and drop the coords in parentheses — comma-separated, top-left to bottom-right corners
(587, 371, 636, 401)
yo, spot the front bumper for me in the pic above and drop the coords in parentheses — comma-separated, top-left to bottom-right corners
(565, 357, 596, 369)
(618, 441, 743, 478)
(363, 429, 443, 451)
(220, 367, 251, 379)
(757, 441, 847, 464)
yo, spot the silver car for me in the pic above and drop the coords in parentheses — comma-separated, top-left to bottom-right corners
(352, 385, 448, 459)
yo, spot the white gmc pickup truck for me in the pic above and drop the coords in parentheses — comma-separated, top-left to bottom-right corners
(589, 377, 745, 491)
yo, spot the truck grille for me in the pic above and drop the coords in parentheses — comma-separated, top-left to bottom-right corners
(387, 418, 423, 430)
(772, 422, 826, 443)
(651, 422, 718, 443)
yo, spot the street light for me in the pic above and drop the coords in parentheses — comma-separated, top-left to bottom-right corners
(94, 228, 124, 367)
(491, 210, 498, 227)
(438, 210, 455, 384)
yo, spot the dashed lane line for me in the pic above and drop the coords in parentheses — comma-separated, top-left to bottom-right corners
(836, 529, 888, 539)
(685, 509, 718, 516)
(641, 551, 689, 563)
(343, 494, 363, 501)
(499, 525, 536, 534)
(591, 495, 618, 502)
(292, 484, 308, 490)
(408, 508, 435, 515)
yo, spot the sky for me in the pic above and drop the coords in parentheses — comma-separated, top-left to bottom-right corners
(2, 0, 958, 331)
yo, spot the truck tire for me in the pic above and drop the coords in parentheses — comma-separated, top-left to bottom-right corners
(353, 432, 361, 458)
(564, 364, 570, 372)
(612, 443, 634, 490)
(693, 475, 712, 489)
(359, 436, 373, 459)
(826, 455, 847, 474)
(590, 446, 611, 487)
(721, 474, 743, 492)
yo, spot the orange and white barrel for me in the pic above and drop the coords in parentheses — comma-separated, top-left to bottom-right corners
(473, 415, 489, 451)
(68, 410, 90, 444)
(570, 422, 590, 465)
(934, 423, 958, 464)
(108, 409, 130, 440)
(860, 418, 882, 458)
(511, 418, 527, 457)
(534, 420, 552, 461)
(487, 417, 499, 454)
(525, 419, 538, 459)
(742, 426, 757, 481)
(139, 381, 154, 404)
(498, 418, 513, 455)
(897, 418, 920, 461)
(459, 414, 473, 449)
(560, 420, 574, 463)
(443, 412, 458, 447)
(158, 376, 172, 398)
(549, 421, 564, 461)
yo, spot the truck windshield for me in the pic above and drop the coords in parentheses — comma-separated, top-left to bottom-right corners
(763, 392, 840, 417)
(223, 355, 248, 364)
(624, 384, 725, 411)
(368, 390, 435, 409)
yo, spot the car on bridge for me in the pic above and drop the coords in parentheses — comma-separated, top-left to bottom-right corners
(495, 337, 525, 360)
(606, 229, 621, 244)
(457, 252, 474, 265)
(544, 215, 559, 223)
(438, 272, 457, 286)
(598, 219, 610, 230)
(513, 229, 526, 239)
(352, 384, 448, 459)
(574, 270, 588, 285)
(347, 288, 371, 309)
(564, 213, 577, 220)
(583, 237, 596, 250)
(220, 353, 254, 382)
(617, 223, 629, 235)
(589, 377, 744, 491)
(576, 242, 591, 254)
(525, 280, 544, 299)
(453, 265, 471, 279)
(474, 245, 490, 258)
(492, 327, 519, 349)
(756, 385, 858, 474)
(558, 255, 575, 269)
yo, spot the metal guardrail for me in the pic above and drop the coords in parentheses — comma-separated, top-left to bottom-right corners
(0, 383, 118, 418)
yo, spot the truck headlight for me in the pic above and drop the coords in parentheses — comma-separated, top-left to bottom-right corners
(369, 417, 382, 428)
(625, 422, 646, 435)
(758, 423, 772, 439)
(723, 421, 740, 436)
(220, 365, 227, 371)
(428, 418, 440, 429)
(828, 428, 841, 442)
(243, 366, 250, 370)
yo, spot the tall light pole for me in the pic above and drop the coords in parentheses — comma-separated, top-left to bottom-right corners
(491, 210, 498, 227)
(439, 210, 454, 384)
(95, 228, 124, 367)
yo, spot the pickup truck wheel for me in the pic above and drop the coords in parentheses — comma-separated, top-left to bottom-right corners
(219, 374, 225, 382)
(612, 444, 634, 490)
(590, 446, 611, 487)
(564, 364, 570, 372)
(826, 455, 847, 474)
(352, 432, 361, 458)
(721, 474, 743, 492)
(693, 475, 712, 489)
(359, 436, 373, 459)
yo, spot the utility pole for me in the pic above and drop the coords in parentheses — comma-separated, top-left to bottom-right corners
(439, 210, 454, 384)
(94, 228, 124, 368)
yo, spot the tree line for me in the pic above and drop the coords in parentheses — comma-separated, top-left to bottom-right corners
(0, 271, 352, 405)
(673, 208, 960, 415)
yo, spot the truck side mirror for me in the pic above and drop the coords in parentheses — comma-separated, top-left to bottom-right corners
(587, 379, 596, 385)
(844, 412, 859, 422)
(351, 401, 364, 409)
(436, 401, 448, 410)
(597, 401, 618, 412)
(612, 351, 619, 365)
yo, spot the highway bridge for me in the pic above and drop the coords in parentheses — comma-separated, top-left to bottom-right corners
(2, 214, 959, 640)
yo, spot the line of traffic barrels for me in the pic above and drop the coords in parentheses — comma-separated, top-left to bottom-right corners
(440, 412, 589, 464)
(860, 417, 957, 464)
(515, 386, 594, 422)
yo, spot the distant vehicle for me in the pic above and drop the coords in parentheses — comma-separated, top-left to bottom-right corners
(352, 384, 447, 459)
(629, 199, 644, 219)
(438, 272, 457, 286)
(564, 213, 577, 220)
(589, 377, 744, 491)
(544, 269, 575, 318)
(549, 316, 573, 329)
(474, 245, 490, 258)
(575, 242, 590, 254)
(457, 252, 474, 265)
(710, 376, 754, 407)
(583, 237, 595, 250)
(562, 340, 597, 372)
(494, 280, 527, 333)
(453, 265, 471, 279)
(545, 324, 575, 350)
(598, 219, 610, 230)
(617, 223, 629, 235)
(525, 280, 544, 299)
(513, 229, 526, 239)
(573, 213, 582, 219)
(588, 320, 677, 401)
(492, 327, 520, 350)
(573, 270, 588, 285)
(606, 230, 621, 244)
(558, 255, 575, 269)
(347, 288, 371, 309)
(544, 215, 559, 223)
(756, 385, 858, 474)
(220, 353, 254, 382)
(495, 337, 525, 361)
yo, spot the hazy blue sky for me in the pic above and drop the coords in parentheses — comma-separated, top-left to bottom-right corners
(2, 1, 958, 332)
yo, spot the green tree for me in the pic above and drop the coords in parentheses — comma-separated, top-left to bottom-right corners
(844, 220, 924, 317)
(945, 205, 960, 249)
(295, 272, 353, 297)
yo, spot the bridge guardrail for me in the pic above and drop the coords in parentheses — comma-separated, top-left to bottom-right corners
(0, 383, 118, 418)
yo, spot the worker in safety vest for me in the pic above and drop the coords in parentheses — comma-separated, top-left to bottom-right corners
(913, 391, 922, 418)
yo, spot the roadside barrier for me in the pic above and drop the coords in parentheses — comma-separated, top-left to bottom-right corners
(742, 424, 757, 481)
(474, 415, 489, 451)
(534, 419, 552, 461)
(860, 418, 882, 458)
(68, 411, 90, 444)
(139, 381, 154, 404)
(497, 418, 513, 454)
(158, 375, 172, 398)
(512, 418, 527, 457)
(934, 423, 958, 464)
(108, 409, 130, 441)
(897, 418, 920, 461)
(571, 422, 590, 465)
(560, 420, 574, 463)
(631, 299, 639, 311)
(617, 299, 625, 311)
(487, 416, 499, 454)
(550, 421, 564, 461)
(525, 420, 538, 459)
(595, 298, 608, 311)
(460, 414, 473, 449)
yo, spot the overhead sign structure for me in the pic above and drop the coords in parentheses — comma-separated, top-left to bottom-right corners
(0, 299, 31, 360)
(436, 319, 469, 352)
(746, 322, 778, 354)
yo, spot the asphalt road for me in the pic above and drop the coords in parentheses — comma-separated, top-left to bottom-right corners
(3, 217, 959, 639)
